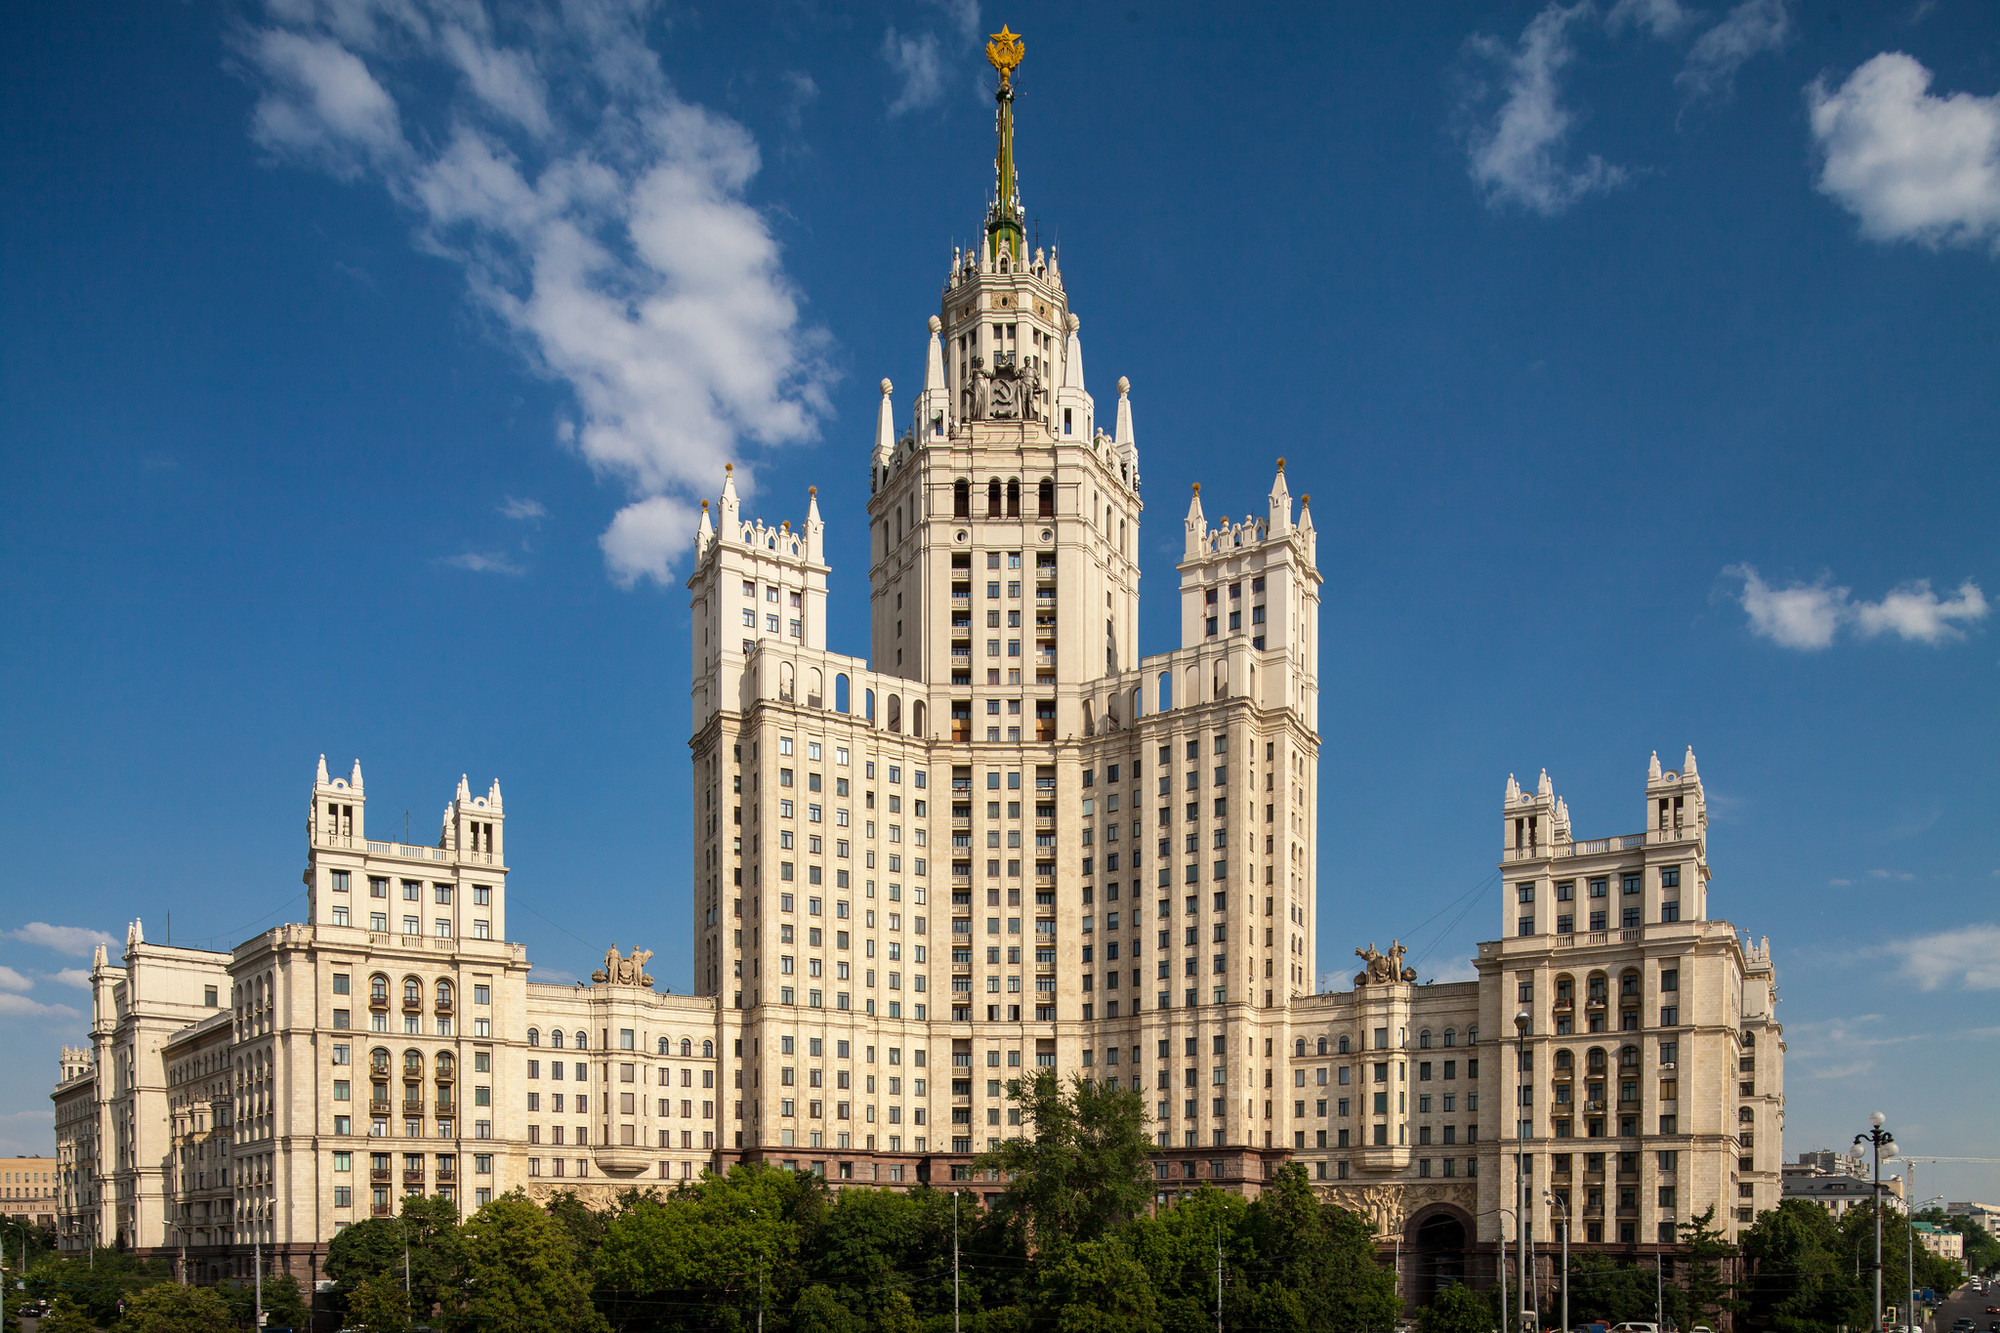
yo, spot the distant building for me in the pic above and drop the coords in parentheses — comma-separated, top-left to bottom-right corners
(1946, 1201, 2000, 1235)
(1, 1154, 59, 1229)
(1914, 1221, 1965, 1262)
(1783, 1148, 1904, 1217)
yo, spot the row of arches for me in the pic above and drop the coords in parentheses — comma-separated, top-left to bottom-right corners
(772, 663, 926, 737)
(368, 1047, 456, 1080)
(526, 1028, 589, 1049)
(369, 974, 452, 1009)
(1291, 1026, 1475, 1058)
(952, 477, 1056, 520)
(657, 1037, 715, 1058)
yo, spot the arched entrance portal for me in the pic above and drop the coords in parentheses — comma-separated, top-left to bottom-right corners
(1406, 1207, 1472, 1310)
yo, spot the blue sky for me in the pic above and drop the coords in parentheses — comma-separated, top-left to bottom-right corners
(3, 0, 1998, 1199)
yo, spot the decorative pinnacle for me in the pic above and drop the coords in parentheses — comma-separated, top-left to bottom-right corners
(880, 378, 893, 396)
(1192, 483, 1201, 494)
(809, 486, 817, 496)
(1277, 457, 1286, 471)
(725, 462, 733, 473)
(986, 26, 1024, 86)
(701, 499, 709, 510)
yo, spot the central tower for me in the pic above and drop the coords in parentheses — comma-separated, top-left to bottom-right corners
(687, 28, 1323, 1185)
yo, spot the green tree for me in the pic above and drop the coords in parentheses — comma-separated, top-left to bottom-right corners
(978, 1071, 1152, 1250)
(111, 1282, 233, 1333)
(324, 1194, 462, 1319)
(25, 1250, 170, 1327)
(1564, 1253, 1670, 1326)
(218, 1272, 309, 1330)
(346, 1272, 416, 1332)
(1677, 1206, 1742, 1330)
(594, 1162, 825, 1329)
(441, 1191, 606, 1333)
(1034, 1237, 1160, 1333)
(1421, 1281, 1498, 1333)
(791, 1283, 863, 1333)
(39, 1293, 97, 1333)
(1120, 1186, 1253, 1333)
(1739, 1199, 1865, 1333)
(1242, 1163, 1400, 1333)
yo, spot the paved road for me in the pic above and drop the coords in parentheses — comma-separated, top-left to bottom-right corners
(1932, 1283, 2000, 1333)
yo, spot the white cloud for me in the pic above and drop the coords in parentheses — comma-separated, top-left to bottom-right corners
(1676, 0, 1789, 101)
(1869, 868, 1916, 882)
(238, 0, 833, 587)
(443, 551, 524, 575)
(245, 28, 409, 177)
(1882, 923, 2000, 991)
(1853, 579, 1989, 644)
(0, 966, 31, 992)
(932, 0, 980, 45)
(498, 496, 546, 521)
(1606, 0, 1697, 38)
(1728, 565, 1988, 649)
(1829, 877, 1854, 886)
(6, 923, 116, 957)
(883, 28, 945, 116)
(1729, 564, 1845, 649)
(1809, 53, 2000, 253)
(52, 968, 92, 990)
(1463, 3, 1627, 216)
(0, 993, 79, 1019)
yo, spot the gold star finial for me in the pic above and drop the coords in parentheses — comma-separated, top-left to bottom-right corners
(986, 26, 1024, 87)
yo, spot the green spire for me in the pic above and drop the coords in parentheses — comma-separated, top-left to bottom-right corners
(985, 26, 1025, 263)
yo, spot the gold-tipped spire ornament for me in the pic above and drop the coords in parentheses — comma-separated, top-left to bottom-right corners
(986, 25, 1024, 86)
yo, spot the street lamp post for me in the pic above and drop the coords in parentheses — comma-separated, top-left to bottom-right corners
(1545, 1190, 1570, 1333)
(1855, 1113, 1899, 1333)
(1516, 1010, 1534, 1333)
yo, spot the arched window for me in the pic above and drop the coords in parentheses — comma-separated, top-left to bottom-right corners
(370, 1048, 390, 1074)
(1619, 1045, 1639, 1069)
(1742, 1031, 1756, 1048)
(370, 974, 388, 1003)
(835, 674, 850, 714)
(1620, 971, 1640, 997)
(1467, 1025, 1479, 1045)
(435, 980, 452, 1008)
(1555, 1049, 1574, 1070)
(954, 479, 970, 518)
(1158, 671, 1173, 711)
(657, 1038, 669, 1056)
(1038, 478, 1055, 517)
(1006, 479, 1020, 517)
(403, 1050, 423, 1077)
(575, 1031, 588, 1049)
(887, 695, 902, 734)
(1587, 1047, 1607, 1072)
(779, 662, 795, 703)
(1588, 973, 1608, 1001)
(1419, 1029, 1432, 1049)
(808, 668, 823, 708)
(913, 700, 927, 737)
(1738, 1106, 1754, 1122)
(681, 1038, 692, 1057)
(1337, 1035, 1351, 1054)
(987, 478, 1002, 516)
(865, 689, 875, 723)
(1293, 1039, 1306, 1057)
(436, 1052, 455, 1079)
(526, 1029, 540, 1047)
(1315, 1037, 1328, 1056)
(403, 978, 421, 1006)
(550, 1030, 565, 1049)
(702, 1040, 714, 1058)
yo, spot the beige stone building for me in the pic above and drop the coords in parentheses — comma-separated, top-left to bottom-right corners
(48, 48, 1783, 1300)
(1, 1155, 59, 1229)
